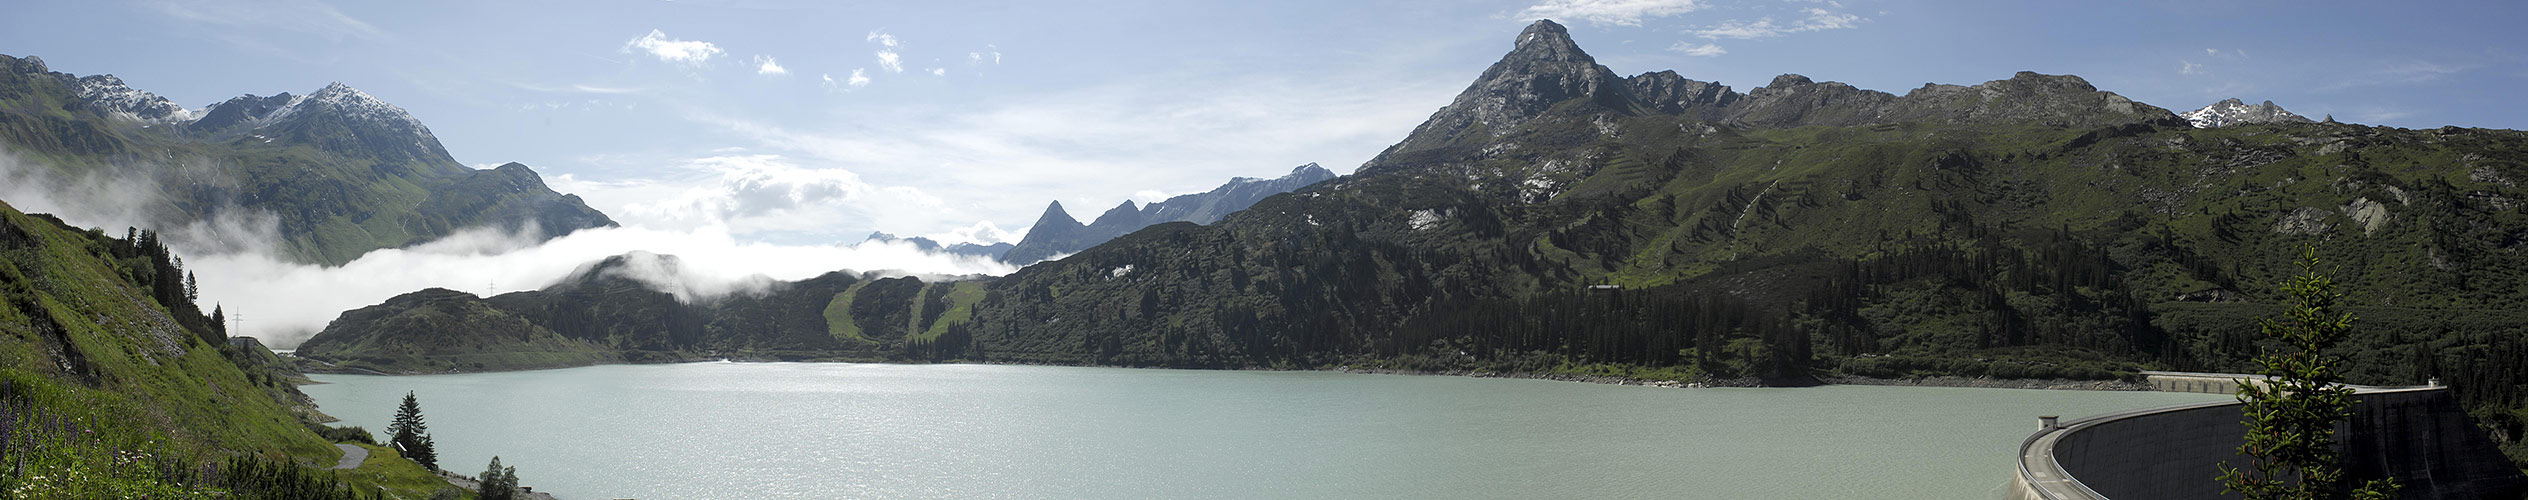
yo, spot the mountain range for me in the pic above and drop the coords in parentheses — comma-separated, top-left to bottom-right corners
(0, 54, 614, 265)
(285, 19, 2528, 467)
(999, 163, 1336, 264)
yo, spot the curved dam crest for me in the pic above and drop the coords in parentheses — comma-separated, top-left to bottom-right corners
(2012, 372, 2527, 500)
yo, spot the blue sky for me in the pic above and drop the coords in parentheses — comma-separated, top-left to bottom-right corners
(6, 0, 2526, 247)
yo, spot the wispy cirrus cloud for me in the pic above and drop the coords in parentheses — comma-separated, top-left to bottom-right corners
(512, 82, 647, 94)
(2318, 60, 2474, 92)
(622, 29, 724, 65)
(1690, 7, 1864, 39)
(1517, 0, 1706, 26)
(148, 0, 386, 42)
(1669, 42, 1726, 57)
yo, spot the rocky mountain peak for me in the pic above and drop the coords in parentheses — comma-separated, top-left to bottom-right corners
(2180, 98, 2313, 128)
(184, 81, 453, 164)
(71, 74, 196, 123)
(1036, 201, 1082, 229)
(1291, 162, 1332, 178)
(1381, 19, 1627, 157)
(1768, 74, 1816, 89)
(1510, 19, 1589, 63)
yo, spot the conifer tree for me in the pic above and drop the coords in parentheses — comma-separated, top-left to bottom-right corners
(387, 391, 440, 470)
(2217, 249, 2397, 500)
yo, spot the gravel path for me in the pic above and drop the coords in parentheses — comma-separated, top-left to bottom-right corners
(330, 443, 368, 470)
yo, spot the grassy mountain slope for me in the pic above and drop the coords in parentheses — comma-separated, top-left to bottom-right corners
(0, 200, 456, 497)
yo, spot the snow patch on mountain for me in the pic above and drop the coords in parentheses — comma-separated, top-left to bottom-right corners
(73, 75, 197, 123)
(2181, 98, 2313, 128)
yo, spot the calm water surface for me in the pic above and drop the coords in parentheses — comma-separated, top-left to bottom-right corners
(303, 363, 2222, 499)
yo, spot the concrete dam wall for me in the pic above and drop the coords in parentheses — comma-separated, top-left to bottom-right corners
(2012, 375, 2525, 500)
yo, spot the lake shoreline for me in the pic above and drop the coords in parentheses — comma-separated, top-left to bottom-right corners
(1330, 366, 2154, 391)
(297, 357, 2157, 393)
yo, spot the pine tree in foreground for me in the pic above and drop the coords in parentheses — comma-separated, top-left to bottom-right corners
(2217, 249, 2397, 500)
(387, 390, 440, 471)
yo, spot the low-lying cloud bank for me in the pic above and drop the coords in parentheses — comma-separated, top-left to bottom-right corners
(0, 148, 1014, 348)
(191, 225, 1015, 348)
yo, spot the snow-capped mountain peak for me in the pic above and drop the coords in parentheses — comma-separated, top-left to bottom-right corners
(73, 74, 197, 123)
(2180, 98, 2313, 128)
(181, 81, 450, 162)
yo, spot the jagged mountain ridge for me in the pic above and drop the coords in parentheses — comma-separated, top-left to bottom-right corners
(0, 53, 615, 264)
(1001, 163, 1336, 264)
(70, 72, 197, 123)
(2181, 98, 2315, 128)
(1377, 21, 2177, 169)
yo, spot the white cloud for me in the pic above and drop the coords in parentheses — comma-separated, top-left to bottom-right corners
(190, 224, 1016, 346)
(1691, 7, 1866, 39)
(969, 52, 982, 63)
(2204, 48, 2219, 57)
(0, 147, 1010, 347)
(877, 50, 904, 73)
(929, 67, 946, 76)
(820, 70, 872, 92)
(1670, 42, 1726, 57)
(989, 45, 1002, 64)
(608, 154, 943, 238)
(1518, 0, 1706, 26)
(622, 29, 724, 65)
(920, 220, 1026, 247)
(753, 55, 788, 75)
(2180, 61, 2204, 75)
(867, 30, 907, 73)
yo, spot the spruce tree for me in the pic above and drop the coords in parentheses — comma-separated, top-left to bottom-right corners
(387, 391, 440, 471)
(2216, 250, 2397, 500)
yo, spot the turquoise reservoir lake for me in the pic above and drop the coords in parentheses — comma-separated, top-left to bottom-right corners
(303, 363, 2223, 499)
